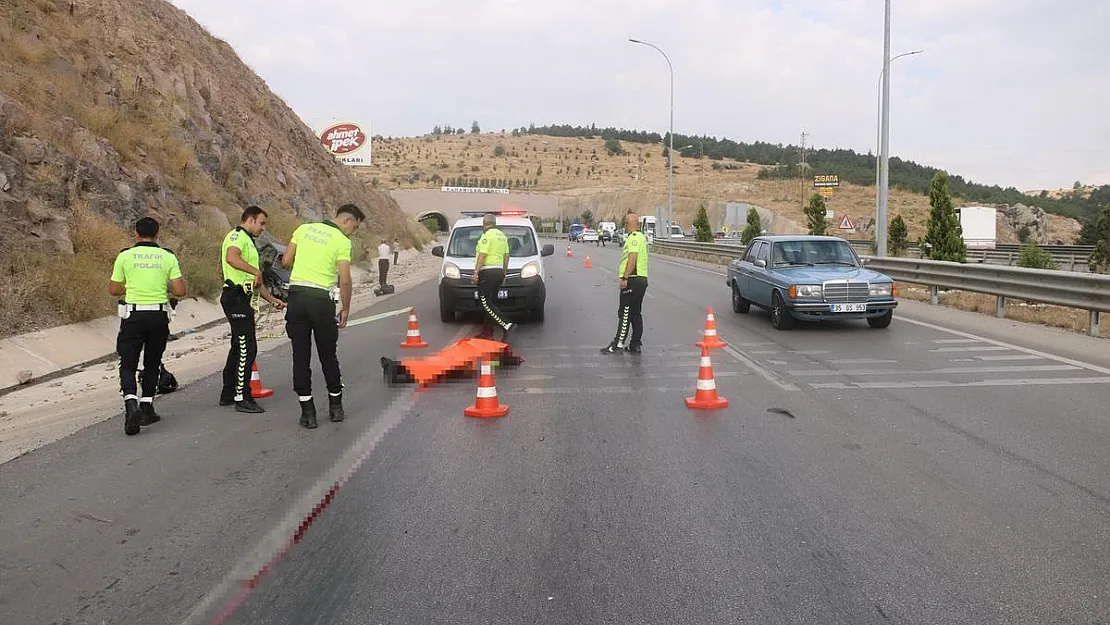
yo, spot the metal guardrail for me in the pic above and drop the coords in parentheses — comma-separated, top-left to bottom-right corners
(650, 239, 1110, 337)
(706, 237, 1093, 273)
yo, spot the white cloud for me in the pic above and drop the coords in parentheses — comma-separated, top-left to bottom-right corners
(168, 0, 1109, 190)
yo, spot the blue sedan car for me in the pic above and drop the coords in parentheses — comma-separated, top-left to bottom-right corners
(725, 235, 898, 330)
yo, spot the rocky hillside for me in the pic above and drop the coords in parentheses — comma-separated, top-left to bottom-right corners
(0, 0, 426, 336)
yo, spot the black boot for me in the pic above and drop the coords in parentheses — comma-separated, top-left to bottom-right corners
(500, 322, 516, 343)
(299, 399, 318, 429)
(599, 341, 622, 355)
(329, 394, 345, 422)
(235, 398, 265, 414)
(139, 401, 161, 425)
(124, 399, 142, 436)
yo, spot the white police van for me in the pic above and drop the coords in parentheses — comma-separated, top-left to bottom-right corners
(431, 210, 555, 323)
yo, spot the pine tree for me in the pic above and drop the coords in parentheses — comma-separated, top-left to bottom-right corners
(741, 207, 762, 243)
(1087, 205, 1110, 272)
(805, 194, 827, 236)
(693, 204, 713, 242)
(922, 172, 967, 261)
(888, 214, 908, 255)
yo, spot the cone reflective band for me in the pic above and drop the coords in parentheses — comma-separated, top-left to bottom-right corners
(685, 345, 728, 410)
(400, 308, 428, 349)
(250, 362, 273, 399)
(465, 361, 509, 418)
(696, 307, 727, 349)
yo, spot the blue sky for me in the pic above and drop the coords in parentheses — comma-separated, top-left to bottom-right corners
(168, 0, 1109, 191)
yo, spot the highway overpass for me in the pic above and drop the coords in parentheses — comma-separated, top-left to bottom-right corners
(390, 188, 563, 232)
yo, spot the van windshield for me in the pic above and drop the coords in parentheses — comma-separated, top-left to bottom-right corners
(446, 226, 538, 258)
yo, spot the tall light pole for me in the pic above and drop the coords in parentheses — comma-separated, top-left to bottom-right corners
(876, 0, 893, 257)
(629, 38, 674, 237)
(874, 49, 922, 248)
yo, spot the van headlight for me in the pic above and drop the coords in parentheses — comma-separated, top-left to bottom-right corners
(869, 282, 893, 297)
(520, 261, 540, 279)
(444, 263, 461, 280)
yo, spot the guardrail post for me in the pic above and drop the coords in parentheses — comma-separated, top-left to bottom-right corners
(929, 285, 939, 305)
(1007, 252, 1014, 266)
(996, 296, 1006, 319)
(1069, 254, 1077, 272)
(1090, 311, 1101, 338)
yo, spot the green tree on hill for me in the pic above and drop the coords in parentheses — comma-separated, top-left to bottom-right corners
(471, 121, 480, 134)
(922, 172, 967, 262)
(741, 207, 762, 243)
(693, 205, 713, 242)
(1087, 205, 1110, 273)
(888, 214, 908, 255)
(805, 194, 827, 236)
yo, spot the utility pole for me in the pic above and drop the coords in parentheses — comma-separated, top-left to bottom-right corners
(799, 131, 809, 210)
(877, 0, 892, 256)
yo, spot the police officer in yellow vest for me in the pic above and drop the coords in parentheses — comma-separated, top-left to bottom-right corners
(282, 204, 364, 429)
(219, 206, 285, 413)
(472, 212, 516, 342)
(600, 212, 649, 354)
(109, 217, 187, 436)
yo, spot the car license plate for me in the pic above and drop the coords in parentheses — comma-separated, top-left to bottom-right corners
(473, 290, 509, 300)
(830, 303, 867, 313)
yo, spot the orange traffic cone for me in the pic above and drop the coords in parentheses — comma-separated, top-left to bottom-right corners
(695, 307, 727, 349)
(566, 245, 573, 258)
(400, 308, 428, 349)
(250, 362, 273, 399)
(584, 256, 593, 268)
(685, 345, 728, 410)
(464, 360, 510, 418)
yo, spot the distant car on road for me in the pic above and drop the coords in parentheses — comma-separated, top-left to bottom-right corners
(581, 228, 599, 243)
(725, 235, 898, 330)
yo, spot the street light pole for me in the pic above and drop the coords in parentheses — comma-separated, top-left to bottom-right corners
(877, 0, 892, 257)
(630, 38, 674, 237)
(874, 49, 922, 250)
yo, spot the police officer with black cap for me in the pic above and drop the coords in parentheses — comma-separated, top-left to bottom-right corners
(109, 216, 187, 436)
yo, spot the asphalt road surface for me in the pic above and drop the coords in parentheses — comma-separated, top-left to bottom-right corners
(3, 240, 1109, 625)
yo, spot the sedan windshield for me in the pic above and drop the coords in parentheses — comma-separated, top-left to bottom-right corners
(446, 226, 538, 258)
(771, 239, 859, 268)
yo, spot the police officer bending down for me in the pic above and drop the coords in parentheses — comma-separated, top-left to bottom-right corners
(282, 204, 364, 429)
(109, 217, 187, 436)
(219, 205, 285, 413)
(472, 213, 516, 342)
(600, 212, 649, 354)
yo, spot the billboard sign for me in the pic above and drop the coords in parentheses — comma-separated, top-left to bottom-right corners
(813, 174, 840, 188)
(318, 121, 371, 166)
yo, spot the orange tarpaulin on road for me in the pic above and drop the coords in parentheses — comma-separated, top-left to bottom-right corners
(399, 338, 516, 386)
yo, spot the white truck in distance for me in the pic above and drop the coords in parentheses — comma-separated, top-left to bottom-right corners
(956, 206, 997, 250)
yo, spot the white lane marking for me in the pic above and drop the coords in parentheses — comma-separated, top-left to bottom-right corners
(344, 307, 415, 328)
(722, 345, 800, 392)
(523, 344, 689, 351)
(527, 362, 698, 370)
(830, 358, 900, 365)
(810, 377, 1110, 390)
(899, 316, 1110, 376)
(508, 386, 683, 395)
(788, 365, 1080, 377)
(930, 346, 1011, 352)
(599, 371, 746, 380)
(931, 338, 982, 344)
(974, 354, 1045, 361)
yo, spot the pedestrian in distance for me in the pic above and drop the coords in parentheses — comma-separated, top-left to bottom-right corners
(472, 212, 516, 342)
(377, 238, 391, 289)
(600, 212, 649, 354)
(219, 206, 285, 414)
(393, 237, 400, 265)
(281, 204, 364, 429)
(109, 216, 187, 435)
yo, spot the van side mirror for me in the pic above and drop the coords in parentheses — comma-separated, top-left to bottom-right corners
(541, 244, 554, 257)
(432, 245, 444, 258)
